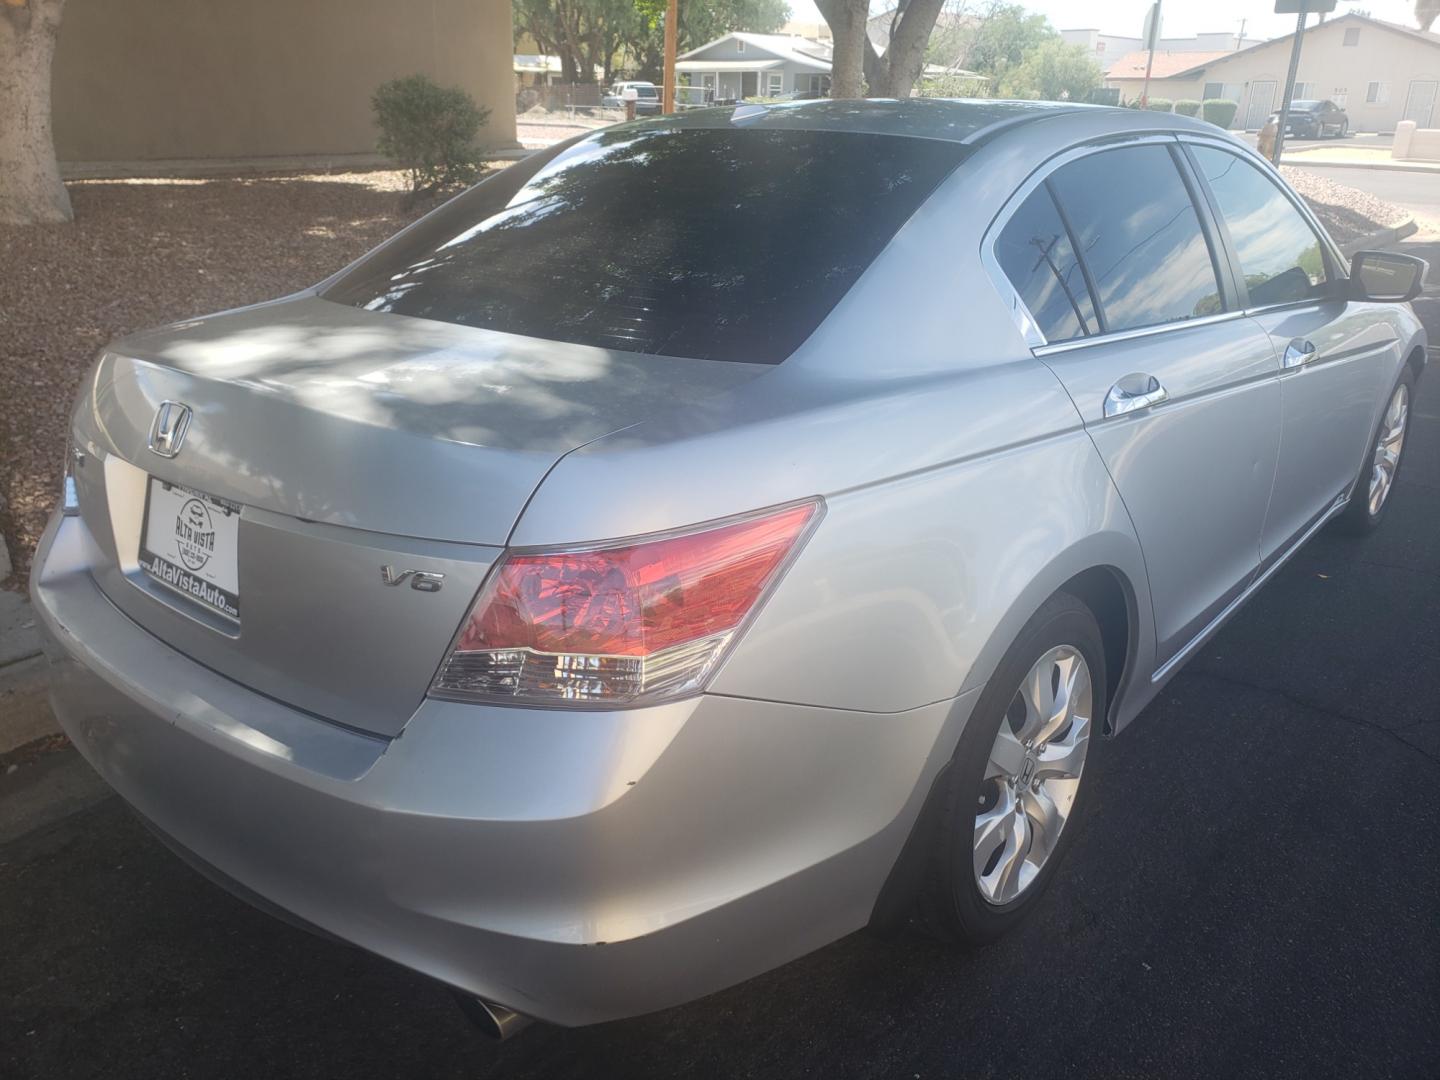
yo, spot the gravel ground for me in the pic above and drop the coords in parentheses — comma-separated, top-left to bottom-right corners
(0, 166, 1413, 590)
(1280, 166, 1413, 243)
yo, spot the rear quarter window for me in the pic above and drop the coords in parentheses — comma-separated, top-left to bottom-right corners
(323, 127, 967, 364)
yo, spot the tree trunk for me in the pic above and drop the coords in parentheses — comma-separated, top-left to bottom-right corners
(0, 0, 71, 226)
(869, 0, 946, 99)
(817, 0, 869, 99)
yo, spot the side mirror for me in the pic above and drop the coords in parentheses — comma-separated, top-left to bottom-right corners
(1348, 250, 1427, 303)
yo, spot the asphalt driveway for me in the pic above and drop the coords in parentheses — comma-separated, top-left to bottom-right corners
(4, 241, 1439, 1080)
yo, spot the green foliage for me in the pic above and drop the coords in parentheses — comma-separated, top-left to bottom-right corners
(1175, 99, 1201, 117)
(372, 75, 489, 198)
(915, 72, 992, 99)
(996, 39, 1100, 102)
(1143, 97, 1173, 112)
(1202, 98, 1239, 128)
(961, 4, 1059, 91)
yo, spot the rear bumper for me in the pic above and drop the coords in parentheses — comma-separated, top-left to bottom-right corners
(31, 510, 973, 1026)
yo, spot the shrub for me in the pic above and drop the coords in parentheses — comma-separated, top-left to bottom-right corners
(373, 75, 490, 199)
(1143, 97, 1173, 112)
(1202, 98, 1240, 129)
(1175, 99, 1202, 117)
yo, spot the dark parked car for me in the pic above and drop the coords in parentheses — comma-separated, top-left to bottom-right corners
(1271, 98, 1350, 138)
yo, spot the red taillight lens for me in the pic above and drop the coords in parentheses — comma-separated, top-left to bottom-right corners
(431, 500, 820, 706)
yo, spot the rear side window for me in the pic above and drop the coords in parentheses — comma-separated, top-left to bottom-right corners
(1188, 146, 1330, 307)
(994, 185, 1098, 342)
(323, 128, 967, 363)
(1044, 144, 1224, 333)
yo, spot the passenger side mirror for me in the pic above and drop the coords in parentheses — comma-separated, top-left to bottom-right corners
(1348, 250, 1427, 303)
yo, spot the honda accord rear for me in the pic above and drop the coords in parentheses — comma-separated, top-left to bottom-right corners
(31, 100, 1426, 1029)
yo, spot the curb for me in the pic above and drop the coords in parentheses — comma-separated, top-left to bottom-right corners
(1339, 217, 1419, 257)
(1282, 156, 1440, 174)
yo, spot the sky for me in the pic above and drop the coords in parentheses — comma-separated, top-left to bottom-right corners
(782, 1, 1425, 43)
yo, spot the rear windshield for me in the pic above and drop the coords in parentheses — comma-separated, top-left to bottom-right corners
(322, 126, 967, 363)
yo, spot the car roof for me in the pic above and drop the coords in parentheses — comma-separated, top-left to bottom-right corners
(627, 97, 1215, 146)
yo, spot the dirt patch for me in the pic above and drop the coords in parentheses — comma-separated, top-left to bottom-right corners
(1281, 166, 1412, 245)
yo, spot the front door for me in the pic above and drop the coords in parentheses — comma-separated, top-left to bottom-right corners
(995, 142, 1281, 665)
(1404, 80, 1438, 127)
(1246, 80, 1277, 129)
(1186, 143, 1393, 565)
(741, 71, 759, 99)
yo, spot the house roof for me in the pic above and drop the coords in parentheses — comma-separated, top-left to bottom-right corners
(675, 59, 786, 73)
(1108, 13, 1440, 82)
(679, 32, 833, 71)
(1105, 50, 1232, 79)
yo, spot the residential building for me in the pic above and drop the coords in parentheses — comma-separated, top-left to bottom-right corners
(1103, 14, 1440, 131)
(676, 33, 833, 101)
(52, 0, 517, 169)
(1061, 28, 1244, 74)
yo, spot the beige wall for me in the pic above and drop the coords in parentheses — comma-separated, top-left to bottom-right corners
(52, 0, 517, 163)
(1107, 18, 1440, 132)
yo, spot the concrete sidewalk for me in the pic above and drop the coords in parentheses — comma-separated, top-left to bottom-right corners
(1, 577, 58, 755)
(1281, 146, 1440, 172)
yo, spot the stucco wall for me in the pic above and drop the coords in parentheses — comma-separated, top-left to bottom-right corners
(1107, 18, 1440, 133)
(52, 0, 517, 163)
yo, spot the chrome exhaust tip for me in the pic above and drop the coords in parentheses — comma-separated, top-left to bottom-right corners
(452, 992, 534, 1041)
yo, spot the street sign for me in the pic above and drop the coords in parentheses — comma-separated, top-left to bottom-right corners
(1273, 0, 1337, 13)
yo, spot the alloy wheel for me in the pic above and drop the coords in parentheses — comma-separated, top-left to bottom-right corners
(973, 645, 1093, 906)
(1369, 382, 1410, 517)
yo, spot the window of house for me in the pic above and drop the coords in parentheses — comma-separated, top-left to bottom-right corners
(1343, 28, 1360, 46)
(1292, 82, 1317, 100)
(1333, 88, 1348, 108)
(1189, 145, 1329, 307)
(1366, 81, 1389, 104)
(736, 38, 745, 53)
(994, 185, 1099, 342)
(1043, 145, 1224, 333)
(767, 72, 783, 96)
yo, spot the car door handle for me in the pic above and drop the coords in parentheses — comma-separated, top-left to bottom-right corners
(1104, 374, 1169, 418)
(1283, 338, 1317, 368)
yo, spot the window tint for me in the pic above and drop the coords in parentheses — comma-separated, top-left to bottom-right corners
(322, 128, 966, 364)
(1189, 146, 1329, 307)
(994, 184, 1098, 342)
(1046, 145, 1224, 332)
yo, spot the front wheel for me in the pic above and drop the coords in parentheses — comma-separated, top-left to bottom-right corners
(1339, 367, 1415, 534)
(916, 592, 1106, 944)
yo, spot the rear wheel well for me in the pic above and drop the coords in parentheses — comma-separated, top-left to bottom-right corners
(1057, 567, 1133, 734)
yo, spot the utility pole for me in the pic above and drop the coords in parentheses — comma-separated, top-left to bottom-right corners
(1237, 17, 1247, 48)
(1139, 1, 1162, 108)
(663, 0, 678, 114)
(1270, 0, 1335, 163)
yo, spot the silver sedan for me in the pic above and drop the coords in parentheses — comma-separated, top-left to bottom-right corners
(31, 99, 1427, 1035)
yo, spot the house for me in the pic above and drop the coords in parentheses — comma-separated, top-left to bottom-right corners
(1103, 13, 1440, 131)
(676, 32, 833, 101)
(1061, 28, 1244, 75)
(51, 0, 517, 170)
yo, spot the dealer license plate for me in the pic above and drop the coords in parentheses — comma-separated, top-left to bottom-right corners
(139, 478, 242, 621)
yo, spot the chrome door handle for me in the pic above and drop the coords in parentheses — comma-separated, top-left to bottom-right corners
(1283, 338, 1317, 368)
(1104, 374, 1169, 418)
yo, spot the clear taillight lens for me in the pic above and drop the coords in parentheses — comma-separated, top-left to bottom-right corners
(430, 500, 821, 707)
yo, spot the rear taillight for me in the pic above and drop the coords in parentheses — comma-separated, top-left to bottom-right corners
(430, 500, 821, 707)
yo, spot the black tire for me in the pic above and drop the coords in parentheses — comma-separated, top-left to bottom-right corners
(1338, 366, 1416, 535)
(916, 592, 1107, 944)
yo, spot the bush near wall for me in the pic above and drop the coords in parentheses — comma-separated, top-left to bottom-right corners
(1202, 99, 1239, 129)
(1175, 99, 1201, 117)
(373, 74, 490, 200)
(1143, 97, 1173, 112)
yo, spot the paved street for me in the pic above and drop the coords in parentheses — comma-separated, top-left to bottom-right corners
(3, 242, 1439, 1080)
(1293, 165, 1440, 223)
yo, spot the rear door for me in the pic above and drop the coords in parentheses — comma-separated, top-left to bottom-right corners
(992, 139, 1281, 666)
(1184, 141, 1394, 566)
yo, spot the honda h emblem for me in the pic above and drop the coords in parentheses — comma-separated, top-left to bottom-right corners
(148, 401, 192, 458)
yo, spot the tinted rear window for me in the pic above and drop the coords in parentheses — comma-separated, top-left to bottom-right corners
(322, 127, 966, 363)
